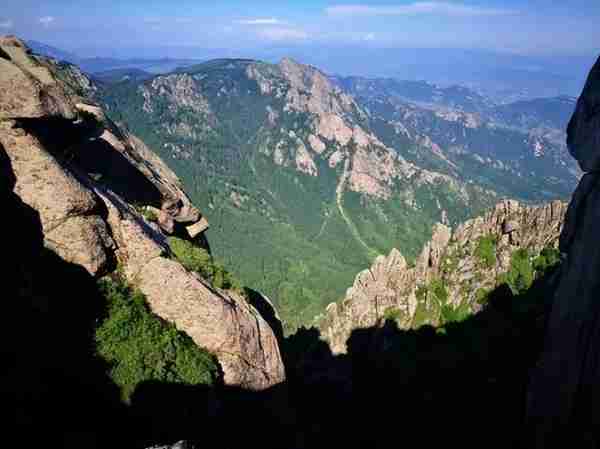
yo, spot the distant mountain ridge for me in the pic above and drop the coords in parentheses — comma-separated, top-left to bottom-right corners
(26, 39, 81, 63)
(26, 39, 200, 75)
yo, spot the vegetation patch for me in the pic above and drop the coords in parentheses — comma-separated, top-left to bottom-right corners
(383, 307, 404, 322)
(168, 236, 241, 291)
(475, 287, 491, 305)
(474, 235, 498, 269)
(132, 203, 158, 222)
(503, 248, 534, 295)
(533, 246, 561, 276)
(95, 276, 220, 402)
(440, 302, 471, 325)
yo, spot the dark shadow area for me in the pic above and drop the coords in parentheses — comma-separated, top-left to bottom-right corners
(244, 287, 284, 343)
(15, 116, 163, 208)
(121, 266, 557, 449)
(0, 46, 11, 61)
(3, 140, 569, 448)
(2, 144, 129, 448)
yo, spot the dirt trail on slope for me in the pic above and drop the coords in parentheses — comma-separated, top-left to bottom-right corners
(336, 157, 378, 258)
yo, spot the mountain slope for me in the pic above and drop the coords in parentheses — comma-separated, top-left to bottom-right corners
(336, 76, 580, 200)
(99, 57, 577, 331)
(100, 58, 504, 331)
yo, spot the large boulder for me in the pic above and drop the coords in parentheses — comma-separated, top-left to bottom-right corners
(0, 36, 76, 120)
(0, 120, 115, 275)
(566, 56, 600, 172)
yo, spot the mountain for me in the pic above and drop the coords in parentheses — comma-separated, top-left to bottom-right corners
(337, 75, 580, 200)
(78, 57, 199, 75)
(490, 95, 577, 130)
(330, 75, 493, 113)
(25, 40, 199, 75)
(26, 39, 81, 63)
(92, 67, 153, 84)
(98, 57, 509, 330)
(320, 199, 566, 353)
(98, 57, 579, 331)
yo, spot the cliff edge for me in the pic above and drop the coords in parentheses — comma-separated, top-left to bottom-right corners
(527, 55, 600, 447)
(0, 36, 285, 390)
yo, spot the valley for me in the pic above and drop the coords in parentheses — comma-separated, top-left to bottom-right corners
(97, 57, 579, 331)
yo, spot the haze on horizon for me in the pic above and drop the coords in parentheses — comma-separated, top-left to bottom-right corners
(2, 1, 599, 97)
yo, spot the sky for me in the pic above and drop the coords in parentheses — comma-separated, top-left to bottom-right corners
(1, 0, 599, 59)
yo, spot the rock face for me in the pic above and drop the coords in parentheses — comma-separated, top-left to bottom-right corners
(0, 37, 285, 390)
(527, 56, 600, 446)
(0, 36, 77, 120)
(320, 199, 567, 354)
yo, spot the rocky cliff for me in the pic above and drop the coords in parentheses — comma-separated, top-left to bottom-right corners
(527, 55, 600, 447)
(320, 199, 567, 354)
(0, 36, 284, 390)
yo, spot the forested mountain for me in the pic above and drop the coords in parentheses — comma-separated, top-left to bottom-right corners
(99, 57, 578, 331)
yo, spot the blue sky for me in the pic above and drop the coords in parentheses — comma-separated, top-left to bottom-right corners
(1, 0, 599, 58)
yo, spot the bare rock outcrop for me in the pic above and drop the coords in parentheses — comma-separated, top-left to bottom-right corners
(0, 37, 285, 390)
(320, 199, 567, 354)
(0, 36, 76, 120)
(527, 56, 600, 447)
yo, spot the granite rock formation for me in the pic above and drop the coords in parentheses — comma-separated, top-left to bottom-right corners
(0, 36, 285, 390)
(320, 199, 567, 354)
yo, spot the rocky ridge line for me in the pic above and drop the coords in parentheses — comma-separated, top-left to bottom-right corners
(320, 199, 567, 354)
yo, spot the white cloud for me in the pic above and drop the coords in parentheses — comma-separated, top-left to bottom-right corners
(257, 27, 309, 41)
(236, 18, 283, 25)
(38, 16, 55, 27)
(326, 2, 516, 17)
(0, 19, 13, 29)
(364, 32, 376, 41)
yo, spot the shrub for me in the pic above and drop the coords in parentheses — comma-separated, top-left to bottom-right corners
(132, 203, 158, 222)
(95, 277, 219, 402)
(441, 250, 459, 274)
(440, 302, 471, 324)
(168, 236, 241, 291)
(475, 288, 491, 305)
(474, 235, 497, 269)
(533, 246, 561, 276)
(429, 278, 449, 304)
(141, 208, 158, 222)
(505, 248, 534, 295)
(416, 285, 428, 302)
(383, 307, 404, 322)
